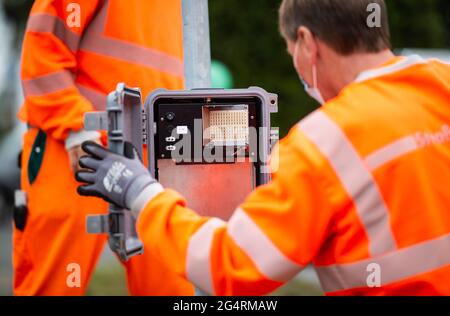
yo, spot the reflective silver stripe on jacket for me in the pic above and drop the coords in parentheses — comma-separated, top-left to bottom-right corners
(299, 110, 397, 256)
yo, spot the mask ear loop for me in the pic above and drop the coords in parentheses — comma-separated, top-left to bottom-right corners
(293, 38, 301, 70)
(312, 64, 318, 89)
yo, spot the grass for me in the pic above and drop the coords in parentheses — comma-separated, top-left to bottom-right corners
(86, 263, 323, 296)
(272, 279, 323, 296)
(86, 262, 128, 296)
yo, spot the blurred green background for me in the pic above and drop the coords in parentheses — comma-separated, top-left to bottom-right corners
(209, 0, 450, 136)
(0, 0, 449, 296)
(2, 0, 450, 137)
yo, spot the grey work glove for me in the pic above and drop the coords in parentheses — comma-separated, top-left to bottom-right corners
(76, 141, 158, 211)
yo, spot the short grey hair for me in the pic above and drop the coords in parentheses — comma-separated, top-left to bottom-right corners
(279, 0, 391, 55)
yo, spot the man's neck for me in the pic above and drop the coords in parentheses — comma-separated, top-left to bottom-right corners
(326, 50, 395, 99)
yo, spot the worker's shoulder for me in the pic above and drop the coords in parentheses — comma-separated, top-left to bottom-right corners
(323, 57, 450, 127)
(428, 58, 450, 78)
(279, 98, 365, 157)
(273, 119, 328, 171)
(277, 122, 312, 153)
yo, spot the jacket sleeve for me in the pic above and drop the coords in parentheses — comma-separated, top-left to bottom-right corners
(20, 0, 100, 140)
(136, 128, 336, 295)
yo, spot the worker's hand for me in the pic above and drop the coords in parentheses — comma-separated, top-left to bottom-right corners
(76, 141, 158, 210)
(68, 144, 89, 174)
(68, 138, 101, 174)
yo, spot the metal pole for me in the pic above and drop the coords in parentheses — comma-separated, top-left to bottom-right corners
(182, 0, 212, 89)
(182, 0, 212, 295)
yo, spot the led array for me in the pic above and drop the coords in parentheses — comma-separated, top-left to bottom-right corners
(209, 109, 249, 144)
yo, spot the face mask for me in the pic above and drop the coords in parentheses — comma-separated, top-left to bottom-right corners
(293, 40, 326, 105)
(302, 65, 325, 105)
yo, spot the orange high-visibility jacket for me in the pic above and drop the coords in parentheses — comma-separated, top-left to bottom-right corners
(19, 0, 184, 140)
(136, 55, 450, 296)
(15, 0, 191, 296)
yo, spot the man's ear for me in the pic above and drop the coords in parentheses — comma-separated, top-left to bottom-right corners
(297, 26, 318, 65)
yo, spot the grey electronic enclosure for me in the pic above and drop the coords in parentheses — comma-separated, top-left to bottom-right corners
(84, 83, 144, 261)
(145, 87, 278, 220)
(83, 84, 278, 260)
